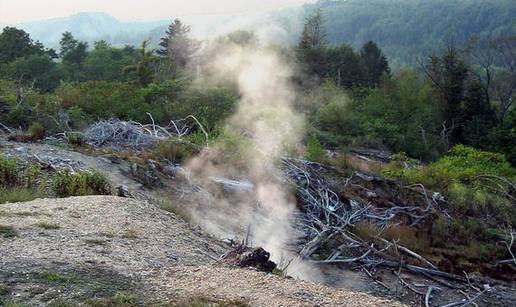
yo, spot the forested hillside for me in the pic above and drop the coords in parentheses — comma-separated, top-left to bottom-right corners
(306, 0, 516, 68)
(7, 0, 516, 69)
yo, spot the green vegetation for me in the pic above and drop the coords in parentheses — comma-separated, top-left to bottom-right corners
(305, 133, 327, 163)
(152, 140, 199, 163)
(379, 145, 516, 265)
(0, 224, 17, 238)
(35, 222, 61, 230)
(157, 197, 191, 222)
(305, 0, 516, 69)
(0, 1, 514, 289)
(38, 272, 75, 284)
(87, 292, 137, 307)
(0, 155, 46, 204)
(65, 132, 85, 146)
(52, 169, 112, 197)
(0, 154, 113, 202)
(0, 155, 18, 186)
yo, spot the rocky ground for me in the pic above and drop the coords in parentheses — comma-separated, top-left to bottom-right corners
(1, 138, 515, 306)
(0, 196, 403, 306)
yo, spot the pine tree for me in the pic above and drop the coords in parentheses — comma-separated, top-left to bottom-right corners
(157, 19, 199, 77)
(123, 41, 157, 86)
(296, 10, 328, 78)
(59, 32, 78, 58)
(360, 41, 390, 87)
(297, 9, 327, 50)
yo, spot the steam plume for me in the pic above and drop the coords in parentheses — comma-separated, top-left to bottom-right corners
(185, 43, 322, 281)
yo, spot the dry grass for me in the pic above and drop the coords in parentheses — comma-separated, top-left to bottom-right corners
(353, 222, 429, 254)
(0, 224, 17, 238)
(35, 222, 61, 230)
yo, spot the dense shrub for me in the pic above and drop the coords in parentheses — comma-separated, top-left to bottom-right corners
(0, 155, 45, 203)
(28, 122, 45, 140)
(383, 145, 516, 225)
(384, 145, 515, 188)
(306, 133, 327, 163)
(53, 80, 237, 131)
(0, 187, 45, 204)
(310, 71, 444, 160)
(152, 140, 198, 163)
(52, 169, 112, 197)
(65, 132, 85, 146)
(0, 155, 18, 186)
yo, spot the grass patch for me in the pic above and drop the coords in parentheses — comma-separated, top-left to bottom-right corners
(151, 140, 198, 163)
(172, 296, 249, 307)
(157, 198, 191, 222)
(52, 169, 112, 197)
(36, 222, 61, 230)
(0, 155, 18, 186)
(2, 301, 26, 307)
(65, 132, 86, 147)
(121, 229, 138, 240)
(85, 239, 107, 246)
(0, 224, 17, 238)
(47, 300, 77, 307)
(87, 292, 137, 307)
(0, 187, 45, 204)
(100, 230, 116, 238)
(0, 284, 8, 296)
(37, 272, 75, 284)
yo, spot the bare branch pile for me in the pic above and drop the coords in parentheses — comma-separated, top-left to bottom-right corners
(83, 114, 208, 150)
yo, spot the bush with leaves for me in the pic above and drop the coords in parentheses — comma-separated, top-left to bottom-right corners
(65, 132, 85, 146)
(0, 155, 18, 186)
(52, 169, 112, 197)
(384, 145, 516, 225)
(306, 133, 327, 163)
(28, 122, 45, 140)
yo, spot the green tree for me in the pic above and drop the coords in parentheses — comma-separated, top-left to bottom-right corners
(423, 41, 469, 146)
(0, 27, 46, 64)
(4, 54, 63, 92)
(326, 44, 363, 88)
(59, 32, 88, 81)
(59, 32, 78, 58)
(83, 40, 137, 81)
(360, 41, 390, 87)
(123, 41, 157, 86)
(296, 10, 328, 78)
(157, 19, 199, 78)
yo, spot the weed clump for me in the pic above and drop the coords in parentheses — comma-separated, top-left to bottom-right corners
(0, 224, 17, 238)
(36, 222, 61, 230)
(65, 132, 86, 147)
(52, 169, 112, 197)
(0, 156, 18, 186)
(28, 122, 45, 140)
(152, 141, 197, 163)
(306, 133, 327, 163)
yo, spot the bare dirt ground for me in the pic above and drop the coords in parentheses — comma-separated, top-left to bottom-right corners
(1, 139, 515, 306)
(0, 196, 404, 306)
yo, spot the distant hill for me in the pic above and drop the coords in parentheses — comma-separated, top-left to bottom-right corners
(4, 0, 516, 68)
(6, 10, 304, 50)
(9, 12, 167, 49)
(305, 0, 516, 68)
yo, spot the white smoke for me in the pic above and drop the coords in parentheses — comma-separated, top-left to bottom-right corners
(184, 43, 323, 281)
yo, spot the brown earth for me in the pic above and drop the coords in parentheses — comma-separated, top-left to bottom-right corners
(0, 196, 404, 306)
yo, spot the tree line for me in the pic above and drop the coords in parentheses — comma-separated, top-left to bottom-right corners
(0, 11, 514, 165)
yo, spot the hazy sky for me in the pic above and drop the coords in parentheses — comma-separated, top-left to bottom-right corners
(0, 0, 310, 24)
